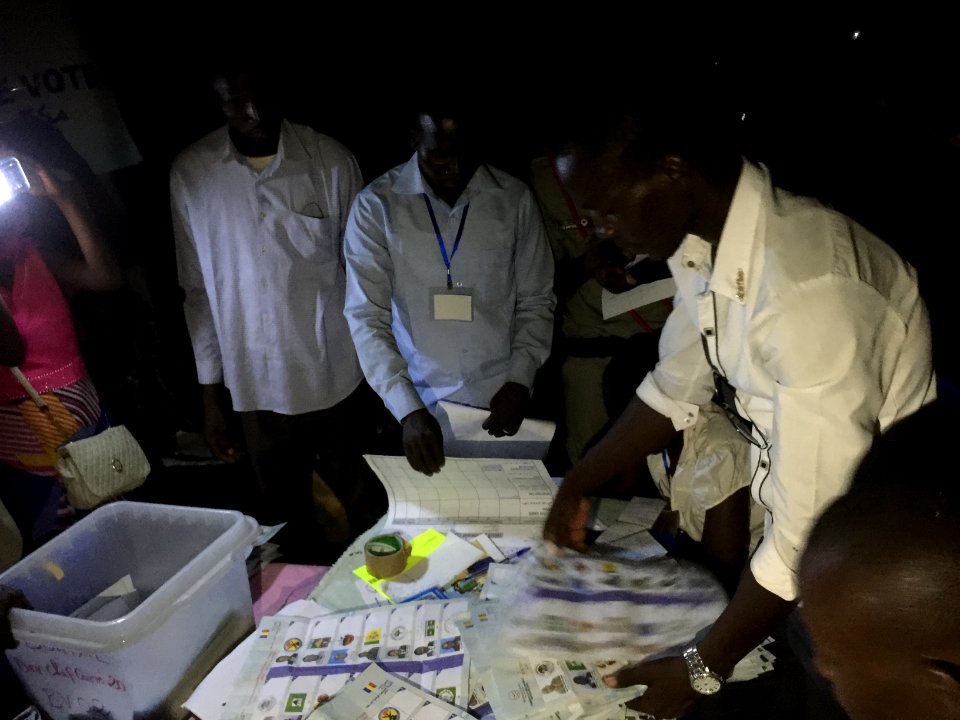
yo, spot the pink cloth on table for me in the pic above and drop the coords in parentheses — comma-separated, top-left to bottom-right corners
(250, 563, 329, 623)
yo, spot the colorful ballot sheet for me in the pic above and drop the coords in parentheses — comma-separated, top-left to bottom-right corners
(495, 548, 728, 662)
(319, 663, 473, 720)
(221, 599, 471, 719)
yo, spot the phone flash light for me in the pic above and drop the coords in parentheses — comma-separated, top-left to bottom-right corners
(0, 157, 30, 206)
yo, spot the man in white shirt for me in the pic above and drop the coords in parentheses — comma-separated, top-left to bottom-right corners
(170, 61, 383, 553)
(343, 103, 555, 475)
(542, 93, 935, 718)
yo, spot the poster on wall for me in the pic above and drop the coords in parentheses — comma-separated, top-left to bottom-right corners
(0, 0, 141, 174)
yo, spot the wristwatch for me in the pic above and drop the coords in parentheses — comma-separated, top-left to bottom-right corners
(681, 645, 724, 695)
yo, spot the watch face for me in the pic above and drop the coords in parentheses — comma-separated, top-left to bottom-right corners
(691, 674, 723, 695)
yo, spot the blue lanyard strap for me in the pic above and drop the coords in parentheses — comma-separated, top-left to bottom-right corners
(422, 194, 470, 288)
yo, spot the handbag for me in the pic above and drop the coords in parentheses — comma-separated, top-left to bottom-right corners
(6, 366, 150, 510)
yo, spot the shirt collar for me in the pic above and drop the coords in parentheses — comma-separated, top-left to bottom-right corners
(708, 158, 767, 304)
(674, 234, 714, 276)
(392, 152, 504, 208)
(219, 119, 303, 169)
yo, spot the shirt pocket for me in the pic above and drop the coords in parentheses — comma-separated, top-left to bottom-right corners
(472, 222, 515, 271)
(281, 212, 339, 263)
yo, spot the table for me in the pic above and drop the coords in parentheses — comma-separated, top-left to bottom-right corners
(184, 497, 632, 719)
(306, 497, 630, 613)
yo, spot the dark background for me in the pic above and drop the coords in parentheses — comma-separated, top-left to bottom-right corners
(46, 8, 960, 454)
(4, 12, 956, 714)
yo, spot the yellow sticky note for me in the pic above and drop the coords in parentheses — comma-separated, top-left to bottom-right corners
(354, 528, 446, 601)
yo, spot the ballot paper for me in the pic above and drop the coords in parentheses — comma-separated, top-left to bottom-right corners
(455, 601, 642, 720)
(364, 455, 558, 536)
(479, 562, 522, 601)
(593, 497, 669, 562)
(318, 662, 473, 720)
(728, 636, 777, 683)
(435, 401, 556, 460)
(219, 599, 472, 719)
(495, 547, 728, 662)
(601, 278, 677, 320)
(185, 599, 334, 720)
(68, 574, 141, 621)
(613, 497, 667, 531)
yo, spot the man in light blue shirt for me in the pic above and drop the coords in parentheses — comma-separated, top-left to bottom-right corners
(343, 105, 555, 475)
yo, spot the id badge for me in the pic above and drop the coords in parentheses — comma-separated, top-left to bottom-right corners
(432, 286, 473, 321)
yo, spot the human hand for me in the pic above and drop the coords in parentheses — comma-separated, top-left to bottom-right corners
(0, 585, 30, 649)
(28, 164, 67, 201)
(202, 386, 239, 464)
(604, 656, 700, 720)
(584, 239, 637, 294)
(3, 152, 65, 204)
(482, 382, 529, 437)
(402, 408, 445, 475)
(541, 481, 592, 552)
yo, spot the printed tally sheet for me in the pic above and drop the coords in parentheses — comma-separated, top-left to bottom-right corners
(363, 455, 558, 535)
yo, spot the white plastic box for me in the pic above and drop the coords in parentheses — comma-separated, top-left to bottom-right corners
(0, 501, 260, 720)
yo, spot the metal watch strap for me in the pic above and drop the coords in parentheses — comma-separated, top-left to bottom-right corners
(682, 645, 724, 695)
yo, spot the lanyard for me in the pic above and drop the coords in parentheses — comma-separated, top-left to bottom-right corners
(422, 194, 470, 288)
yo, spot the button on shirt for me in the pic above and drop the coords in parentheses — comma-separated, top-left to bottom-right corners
(637, 159, 936, 600)
(343, 154, 556, 421)
(171, 120, 364, 414)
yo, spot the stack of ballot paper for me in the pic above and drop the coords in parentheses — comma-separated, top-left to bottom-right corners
(493, 547, 728, 662)
(456, 600, 645, 720)
(441, 544, 732, 720)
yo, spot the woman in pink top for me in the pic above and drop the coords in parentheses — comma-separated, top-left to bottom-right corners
(0, 151, 122, 549)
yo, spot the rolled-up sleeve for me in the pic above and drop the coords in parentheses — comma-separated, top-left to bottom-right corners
(170, 167, 223, 385)
(343, 192, 424, 421)
(636, 284, 713, 429)
(507, 189, 556, 388)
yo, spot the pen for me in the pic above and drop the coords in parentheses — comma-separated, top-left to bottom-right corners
(505, 546, 532, 561)
(465, 545, 531, 576)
